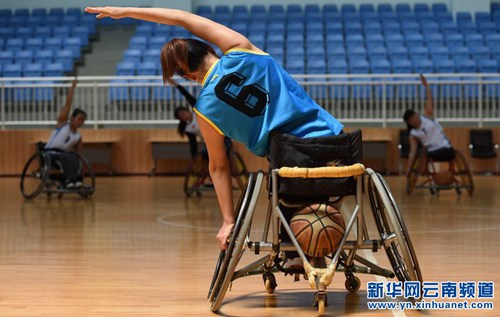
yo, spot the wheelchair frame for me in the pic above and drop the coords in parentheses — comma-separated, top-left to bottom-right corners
(208, 164, 423, 315)
(407, 149, 474, 195)
(20, 149, 95, 200)
(183, 150, 249, 197)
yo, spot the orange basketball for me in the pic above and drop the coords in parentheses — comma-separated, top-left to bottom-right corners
(290, 203, 346, 257)
(434, 170, 455, 185)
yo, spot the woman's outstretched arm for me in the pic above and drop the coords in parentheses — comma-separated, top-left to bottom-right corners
(85, 7, 261, 53)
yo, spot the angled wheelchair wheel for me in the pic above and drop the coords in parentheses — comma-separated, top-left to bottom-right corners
(208, 172, 263, 312)
(406, 156, 422, 195)
(75, 153, 95, 198)
(230, 151, 249, 191)
(453, 150, 474, 195)
(184, 154, 207, 197)
(366, 169, 423, 289)
(20, 152, 50, 200)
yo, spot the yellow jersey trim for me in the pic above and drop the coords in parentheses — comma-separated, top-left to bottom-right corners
(224, 48, 269, 55)
(193, 108, 225, 136)
(201, 60, 220, 87)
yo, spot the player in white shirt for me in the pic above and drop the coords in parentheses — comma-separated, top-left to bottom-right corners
(45, 79, 87, 188)
(403, 74, 455, 177)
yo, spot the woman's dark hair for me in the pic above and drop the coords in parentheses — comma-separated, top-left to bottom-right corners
(71, 108, 87, 119)
(403, 109, 417, 133)
(174, 106, 190, 137)
(160, 38, 217, 84)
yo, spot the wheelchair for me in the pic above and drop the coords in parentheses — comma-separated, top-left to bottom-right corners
(406, 149, 474, 195)
(20, 143, 95, 200)
(183, 149, 249, 197)
(207, 130, 423, 315)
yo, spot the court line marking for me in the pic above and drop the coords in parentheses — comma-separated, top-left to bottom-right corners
(361, 249, 407, 317)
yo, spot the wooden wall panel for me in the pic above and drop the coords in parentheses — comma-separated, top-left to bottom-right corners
(1, 127, 499, 176)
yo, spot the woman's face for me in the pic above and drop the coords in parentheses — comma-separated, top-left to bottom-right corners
(178, 110, 192, 123)
(407, 114, 421, 129)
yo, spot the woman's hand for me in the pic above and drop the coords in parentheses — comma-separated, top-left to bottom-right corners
(85, 6, 128, 19)
(216, 221, 234, 250)
(419, 74, 428, 87)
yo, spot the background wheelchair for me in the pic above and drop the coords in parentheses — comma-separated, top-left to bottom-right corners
(406, 149, 474, 195)
(20, 142, 95, 200)
(207, 130, 422, 315)
(183, 148, 249, 197)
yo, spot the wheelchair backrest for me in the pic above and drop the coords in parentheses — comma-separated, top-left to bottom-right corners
(269, 129, 363, 199)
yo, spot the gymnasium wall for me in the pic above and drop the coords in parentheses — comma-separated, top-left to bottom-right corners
(1, 127, 498, 176)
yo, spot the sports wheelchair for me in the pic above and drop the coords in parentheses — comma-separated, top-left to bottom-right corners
(208, 130, 423, 315)
(406, 149, 474, 195)
(20, 142, 95, 200)
(183, 148, 249, 197)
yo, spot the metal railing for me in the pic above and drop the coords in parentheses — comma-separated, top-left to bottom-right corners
(1, 74, 499, 130)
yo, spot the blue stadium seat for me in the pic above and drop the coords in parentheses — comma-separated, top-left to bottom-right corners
(326, 46, 346, 61)
(142, 49, 160, 63)
(363, 21, 382, 34)
(328, 60, 348, 74)
(80, 14, 97, 37)
(398, 11, 417, 23)
(35, 50, 54, 65)
(32, 8, 48, 17)
(44, 37, 62, 53)
(285, 59, 305, 74)
(123, 49, 142, 63)
(43, 63, 64, 77)
(421, 21, 439, 33)
(459, 22, 478, 34)
(470, 46, 491, 62)
(345, 22, 362, 35)
(456, 59, 477, 73)
(15, 50, 33, 66)
(72, 25, 90, 47)
(478, 59, 498, 73)
(54, 50, 74, 73)
(429, 46, 449, 62)
(305, 34, 324, 46)
(53, 26, 71, 38)
(306, 46, 325, 60)
(129, 36, 148, 50)
(439, 21, 458, 34)
(48, 8, 64, 17)
(25, 38, 43, 52)
(9, 16, 27, 28)
(348, 46, 368, 61)
(435, 11, 453, 22)
(424, 33, 444, 47)
(445, 33, 464, 49)
(0, 9, 12, 18)
(63, 37, 82, 60)
(368, 46, 388, 60)
(388, 46, 409, 61)
(349, 59, 370, 74)
(401, 21, 420, 34)
(0, 51, 14, 65)
(346, 34, 364, 47)
(377, 4, 393, 13)
(409, 46, 429, 62)
(395, 4, 411, 12)
(2, 63, 22, 77)
(465, 33, 484, 47)
(62, 15, 80, 26)
(371, 58, 391, 74)
(44, 16, 61, 28)
(34, 26, 52, 40)
(434, 59, 456, 73)
(432, 3, 448, 12)
(385, 33, 404, 47)
(129, 79, 151, 101)
(392, 59, 412, 73)
(451, 47, 471, 62)
(287, 21, 305, 33)
(16, 27, 33, 39)
(24, 63, 43, 77)
(116, 62, 136, 76)
(148, 36, 167, 50)
(413, 59, 434, 74)
(306, 59, 327, 74)
(154, 25, 172, 37)
(0, 27, 14, 39)
(417, 12, 435, 23)
(405, 33, 425, 47)
(380, 11, 398, 23)
(6, 38, 24, 53)
(109, 79, 129, 102)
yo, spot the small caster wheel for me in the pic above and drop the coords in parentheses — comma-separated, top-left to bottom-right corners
(262, 272, 277, 294)
(314, 292, 328, 315)
(345, 276, 361, 293)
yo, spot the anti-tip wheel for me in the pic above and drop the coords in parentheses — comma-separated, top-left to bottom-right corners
(345, 276, 361, 293)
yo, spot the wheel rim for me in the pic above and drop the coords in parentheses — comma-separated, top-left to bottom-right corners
(20, 153, 48, 199)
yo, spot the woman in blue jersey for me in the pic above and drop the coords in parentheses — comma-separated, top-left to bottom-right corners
(85, 6, 344, 250)
(403, 74, 455, 177)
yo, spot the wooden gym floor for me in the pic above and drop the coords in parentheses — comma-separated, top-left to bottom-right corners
(0, 175, 499, 317)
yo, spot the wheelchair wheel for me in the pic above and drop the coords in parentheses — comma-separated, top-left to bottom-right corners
(366, 169, 423, 289)
(75, 153, 95, 198)
(20, 152, 50, 200)
(184, 154, 207, 197)
(209, 172, 263, 312)
(453, 150, 474, 195)
(230, 151, 249, 191)
(406, 156, 421, 195)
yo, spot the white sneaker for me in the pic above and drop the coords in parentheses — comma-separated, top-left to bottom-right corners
(64, 182, 75, 189)
(74, 181, 83, 188)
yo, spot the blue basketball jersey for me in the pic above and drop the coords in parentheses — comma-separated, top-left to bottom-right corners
(194, 48, 343, 157)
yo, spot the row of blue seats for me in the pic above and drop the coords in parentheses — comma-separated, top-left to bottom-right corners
(0, 62, 65, 77)
(0, 7, 86, 17)
(0, 49, 75, 73)
(1, 37, 83, 58)
(0, 14, 96, 28)
(196, 3, 451, 15)
(105, 78, 500, 102)
(1, 29, 91, 49)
